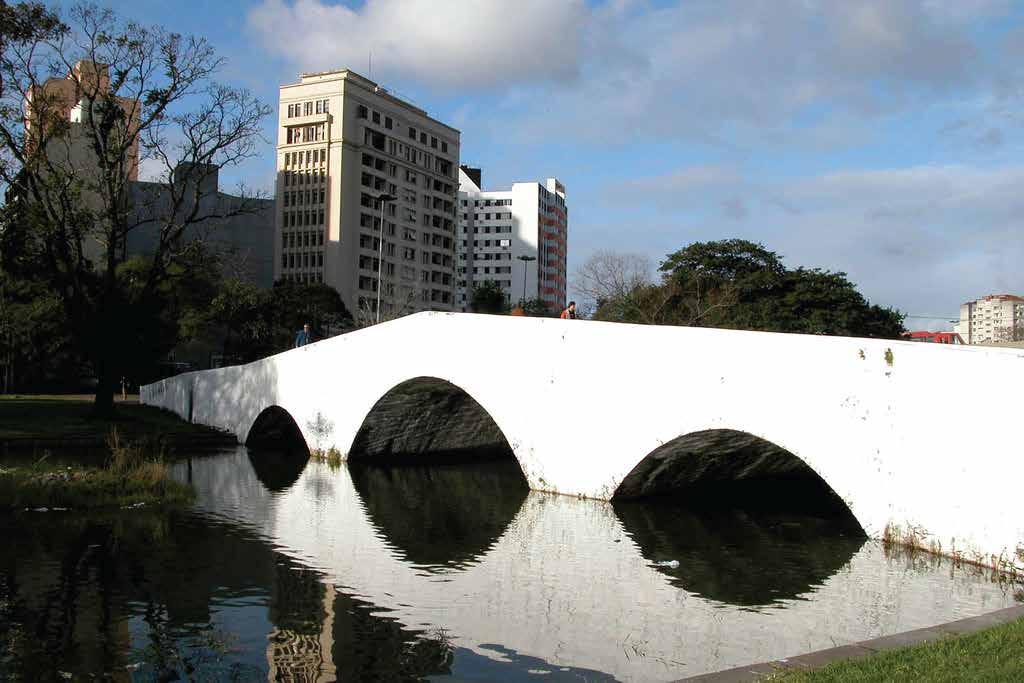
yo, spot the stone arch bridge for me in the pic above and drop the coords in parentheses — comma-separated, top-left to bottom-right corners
(141, 312, 1024, 568)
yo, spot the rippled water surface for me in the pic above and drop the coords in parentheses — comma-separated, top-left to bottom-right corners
(1, 447, 1018, 681)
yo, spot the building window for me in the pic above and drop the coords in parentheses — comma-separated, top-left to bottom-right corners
(385, 116, 392, 129)
(372, 111, 380, 124)
(304, 101, 313, 116)
(357, 105, 367, 119)
(441, 141, 448, 153)
(420, 132, 427, 144)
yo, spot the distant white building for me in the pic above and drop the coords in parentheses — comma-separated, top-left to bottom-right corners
(456, 167, 567, 312)
(954, 294, 1024, 344)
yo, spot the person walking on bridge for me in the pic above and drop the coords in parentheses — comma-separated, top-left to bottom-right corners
(294, 323, 313, 348)
(560, 301, 577, 319)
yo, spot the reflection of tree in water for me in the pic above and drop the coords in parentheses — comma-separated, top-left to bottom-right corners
(349, 459, 528, 571)
(0, 508, 454, 681)
(613, 501, 865, 607)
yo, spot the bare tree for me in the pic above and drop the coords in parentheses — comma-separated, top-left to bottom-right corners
(571, 250, 654, 317)
(0, 2, 271, 413)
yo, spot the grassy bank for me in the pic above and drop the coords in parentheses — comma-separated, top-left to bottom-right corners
(0, 394, 235, 453)
(770, 617, 1024, 682)
(0, 430, 194, 510)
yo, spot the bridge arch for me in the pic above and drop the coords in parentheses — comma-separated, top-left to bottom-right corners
(347, 376, 521, 469)
(244, 405, 310, 491)
(612, 428, 865, 534)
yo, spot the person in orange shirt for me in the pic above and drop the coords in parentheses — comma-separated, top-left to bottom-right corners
(559, 301, 577, 319)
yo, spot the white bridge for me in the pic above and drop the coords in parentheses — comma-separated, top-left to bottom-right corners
(142, 311, 1024, 569)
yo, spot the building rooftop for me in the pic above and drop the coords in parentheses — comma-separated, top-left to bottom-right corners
(282, 67, 459, 134)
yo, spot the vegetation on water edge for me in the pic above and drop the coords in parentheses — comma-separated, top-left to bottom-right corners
(766, 617, 1024, 682)
(0, 429, 193, 510)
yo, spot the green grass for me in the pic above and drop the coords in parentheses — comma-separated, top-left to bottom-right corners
(0, 394, 233, 451)
(0, 463, 194, 509)
(770, 618, 1024, 682)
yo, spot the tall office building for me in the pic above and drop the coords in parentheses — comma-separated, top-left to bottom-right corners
(275, 69, 461, 318)
(456, 167, 567, 312)
(954, 294, 1024, 344)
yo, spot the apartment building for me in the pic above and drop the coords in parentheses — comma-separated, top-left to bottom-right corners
(953, 294, 1024, 344)
(275, 69, 461, 317)
(456, 167, 567, 312)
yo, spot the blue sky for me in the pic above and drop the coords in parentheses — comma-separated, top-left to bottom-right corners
(55, 0, 1024, 327)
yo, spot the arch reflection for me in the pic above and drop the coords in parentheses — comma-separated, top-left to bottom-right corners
(614, 501, 865, 607)
(349, 460, 528, 571)
(245, 406, 309, 491)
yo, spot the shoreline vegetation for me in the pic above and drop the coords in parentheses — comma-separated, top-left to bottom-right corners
(0, 395, 234, 510)
(0, 429, 194, 510)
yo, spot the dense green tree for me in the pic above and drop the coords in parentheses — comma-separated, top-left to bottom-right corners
(515, 298, 558, 317)
(595, 240, 904, 338)
(0, 3, 270, 413)
(469, 280, 508, 314)
(267, 281, 353, 347)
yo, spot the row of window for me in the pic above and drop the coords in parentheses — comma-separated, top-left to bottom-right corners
(464, 212, 513, 221)
(282, 170, 326, 188)
(284, 149, 327, 167)
(281, 251, 324, 269)
(355, 104, 453, 155)
(465, 225, 513, 235)
(286, 124, 325, 144)
(363, 128, 455, 180)
(461, 198, 512, 207)
(282, 189, 326, 207)
(285, 99, 330, 118)
(356, 279, 453, 303)
(281, 230, 324, 250)
(282, 209, 325, 228)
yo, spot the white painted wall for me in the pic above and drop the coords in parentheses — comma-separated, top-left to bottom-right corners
(142, 311, 1024, 570)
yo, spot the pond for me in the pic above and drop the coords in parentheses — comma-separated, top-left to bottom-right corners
(0, 446, 1018, 681)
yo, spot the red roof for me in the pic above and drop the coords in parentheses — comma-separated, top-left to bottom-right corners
(902, 331, 965, 344)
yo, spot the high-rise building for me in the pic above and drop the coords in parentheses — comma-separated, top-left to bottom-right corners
(954, 294, 1024, 344)
(275, 69, 461, 318)
(456, 167, 567, 312)
(26, 60, 140, 182)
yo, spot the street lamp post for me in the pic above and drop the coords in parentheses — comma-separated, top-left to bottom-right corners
(375, 193, 396, 324)
(516, 254, 537, 305)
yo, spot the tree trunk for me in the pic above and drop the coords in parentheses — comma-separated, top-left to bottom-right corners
(92, 355, 116, 418)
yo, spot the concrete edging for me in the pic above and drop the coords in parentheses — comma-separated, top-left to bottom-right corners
(676, 604, 1024, 682)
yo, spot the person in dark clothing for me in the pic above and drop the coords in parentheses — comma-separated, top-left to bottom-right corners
(294, 323, 313, 348)
(560, 301, 577, 319)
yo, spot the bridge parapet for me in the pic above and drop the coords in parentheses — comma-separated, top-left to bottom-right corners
(142, 311, 1024, 571)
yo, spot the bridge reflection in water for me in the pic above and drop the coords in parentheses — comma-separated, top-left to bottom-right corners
(171, 445, 1018, 681)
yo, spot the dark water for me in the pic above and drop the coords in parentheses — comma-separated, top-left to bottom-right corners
(0, 448, 1018, 681)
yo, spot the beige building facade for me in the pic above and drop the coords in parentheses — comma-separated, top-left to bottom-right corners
(275, 69, 461, 318)
(954, 294, 1024, 344)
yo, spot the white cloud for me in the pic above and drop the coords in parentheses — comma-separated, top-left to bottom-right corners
(601, 163, 1024, 321)
(247, 0, 589, 88)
